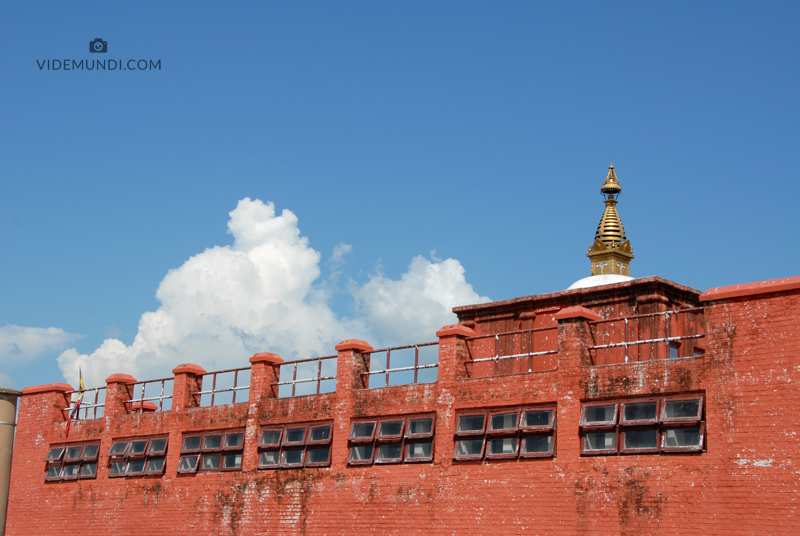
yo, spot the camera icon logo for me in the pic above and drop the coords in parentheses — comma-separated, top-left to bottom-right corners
(89, 38, 107, 53)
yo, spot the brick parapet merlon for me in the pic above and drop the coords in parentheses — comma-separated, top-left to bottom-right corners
(171, 363, 207, 411)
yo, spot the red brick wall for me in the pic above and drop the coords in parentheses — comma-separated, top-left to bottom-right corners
(6, 277, 800, 535)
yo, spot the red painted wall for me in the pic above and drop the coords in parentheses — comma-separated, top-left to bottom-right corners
(7, 277, 800, 535)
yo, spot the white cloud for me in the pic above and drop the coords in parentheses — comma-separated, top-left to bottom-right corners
(353, 255, 491, 345)
(57, 198, 489, 388)
(0, 325, 80, 362)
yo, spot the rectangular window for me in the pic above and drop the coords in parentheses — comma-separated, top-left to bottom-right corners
(107, 436, 169, 477)
(349, 414, 435, 465)
(580, 394, 705, 456)
(454, 405, 556, 462)
(178, 430, 244, 474)
(257, 422, 333, 470)
(44, 442, 100, 482)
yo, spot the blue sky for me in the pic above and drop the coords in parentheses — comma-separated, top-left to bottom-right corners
(1, 2, 799, 390)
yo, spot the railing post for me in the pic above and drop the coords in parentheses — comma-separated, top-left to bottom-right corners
(436, 324, 476, 384)
(104, 374, 137, 418)
(554, 306, 602, 369)
(249, 352, 283, 403)
(171, 363, 207, 411)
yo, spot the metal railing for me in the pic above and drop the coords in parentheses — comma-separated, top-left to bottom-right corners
(195, 367, 251, 407)
(589, 308, 705, 364)
(62, 387, 106, 420)
(274, 355, 337, 398)
(127, 377, 173, 413)
(363, 342, 439, 388)
(465, 327, 559, 377)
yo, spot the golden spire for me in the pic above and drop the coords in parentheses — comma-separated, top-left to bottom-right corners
(586, 164, 634, 276)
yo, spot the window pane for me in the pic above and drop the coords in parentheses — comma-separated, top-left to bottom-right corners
(309, 426, 331, 442)
(624, 429, 658, 449)
(350, 422, 375, 439)
(224, 433, 243, 449)
(81, 445, 99, 459)
(584, 432, 616, 451)
(307, 447, 330, 464)
(282, 449, 304, 465)
(178, 456, 199, 472)
(146, 458, 165, 473)
(284, 428, 306, 443)
(669, 343, 680, 359)
(64, 446, 82, 460)
(129, 441, 148, 456)
(624, 403, 657, 422)
(223, 453, 242, 469)
(406, 441, 432, 460)
(109, 461, 127, 476)
(408, 418, 433, 435)
(62, 464, 80, 478)
(108, 442, 129, 456)
(664, 400, 701, 420)
(182, 437, 201, 451)
(376, 444, 402, 461)
(203, 435, 222, 450)
(259, 450, 280, 467)
(583, 406, 616, 424)
(148, 439, 167, 454)
(45, 465, 61, 479)
(490, 413, 517, 431)
(457, 415, 485, 433)
(128, 460, 146, 473)
(260, 430, 281, 445)
(349, 445, 373, 462)
(488, 437, 517, 455)
(455, 439, 483, 457)
(202, 455, 220, 470)
(80, 463, 97, 477)
(523, 435, 553, 454)
(378, 421, 404, 437)
(523, 410, 553, 428)
(45, 447, 65, 461)
(664, 428, 702, 447)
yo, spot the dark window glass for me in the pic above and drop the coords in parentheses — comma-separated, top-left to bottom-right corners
(45, 448, 65, 461)
(406, 441, 432, 460)
(62, 464, 80, 478)
(584, 432, 616, 451)
(454, 439, 483, 456)
(584, 406, 615, 424)
(624, 429, 658, 449)
(146, 458, 165, 472)
(182, 437, 201, 451)
(669, 343, 680, 359)
(45, 466, 61, 479)
(223, 453, 242, 469)
(488, 437, 517, 455)
(178, 456, 199, 472)
(664, 428, 702, 447)
(408, 418, 433, 435)
(376, 444, 402, 461)
(307, 447, 330, 464)
(523, 435, 553, 453)
(349, 445, 373, 462)
(259, 450, 280, 467)
(203, 435, 222, 450)
(80, 463, 97, 477)
(224, 433, 243, 449)
(624, 403, 657, 422)
(523, 410, 552, 428)
(202, 455, 220, 470)
(109, 461, 126, 475)
(309, 426, 331, 442)
(129, 441, 148, 456)
(490, 413, 517, 431)
(664, 400, 701, 420)
(82, 445, 99, 458)
(350, 422, 375, 439)
(457, 415, 485, 433)
(282, 449, 304, 465)
(108, 442, 129, 456)
(64, 446, 82, 460)
(284, 428, 306, 443)
(148, 439, 167, 454)
(260, 430, 281, 445)
(377, 421, 403, 437)
(128, 460, 146, 473)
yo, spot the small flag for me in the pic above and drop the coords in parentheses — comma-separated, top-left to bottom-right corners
(64, 368, 84, 438)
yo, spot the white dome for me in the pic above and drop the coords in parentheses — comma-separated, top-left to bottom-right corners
(567, 274, 633, 290)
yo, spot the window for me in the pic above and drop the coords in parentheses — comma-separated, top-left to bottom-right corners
(348, 414, 435, 465)
(669, 342, 680, 359)
(257, 422, 333, 469)
(44, 442, 100, 481)
(453, 406, 556, 462)
(107, 436, 169, 477)
(580, 394, 705, 455)
(177, 430, 244, 474)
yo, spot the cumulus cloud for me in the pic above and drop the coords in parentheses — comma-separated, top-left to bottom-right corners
(57, 198, 489, 387)
(353, 256, 491, 345)
(0, 325, 81, 387)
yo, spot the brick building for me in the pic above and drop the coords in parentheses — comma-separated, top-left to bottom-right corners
(7, 167, 800, 534)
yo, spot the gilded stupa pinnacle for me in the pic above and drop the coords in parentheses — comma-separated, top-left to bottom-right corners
(586, 164, 634, 276)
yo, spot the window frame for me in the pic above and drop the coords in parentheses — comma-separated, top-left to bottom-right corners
(454, 405, 557, 462)
(348, 420, 377, 443)
(619, 398, 661, 426)
(579, 403, 619, 429)
(108, 435, 170, 477)
(519, 407, 557, 432)
(44, 442, 100, 482)
(619, 426, 661, 454)
(519, 432, 557, 458)
(455, 411, 487, 436)
(257, 421, 334, 470)
(178, 429, 244, 474)
(660, 395, 704, 424)
(487, 409, 520, 435)
(349, 414, 436, 466)
(661, 422, 706, 453)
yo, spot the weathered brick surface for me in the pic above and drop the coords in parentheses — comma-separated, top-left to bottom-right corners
(6, 277, 800, 535)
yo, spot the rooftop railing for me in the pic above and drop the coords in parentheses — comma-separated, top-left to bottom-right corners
(127, 377, 174, 413)
(465, 327, 559, 378)
(274, 355, 337, 398)
(62, 387, 106, 421)
(363, 342, 439, 388)
(588, 308, 705, 365)
(196, 367, 251, 407)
